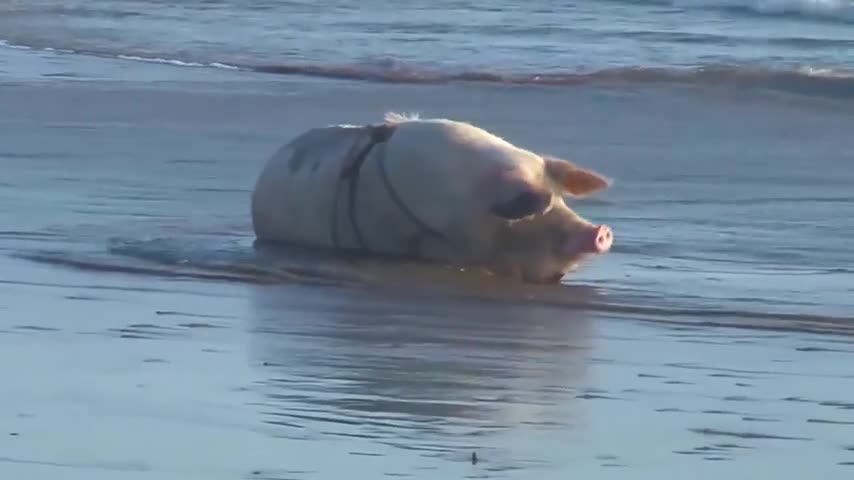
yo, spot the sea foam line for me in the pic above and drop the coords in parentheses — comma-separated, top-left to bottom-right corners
(116, 54, 239, 70)
(3, 37, 854, 99)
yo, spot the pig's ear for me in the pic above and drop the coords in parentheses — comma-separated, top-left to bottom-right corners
(544, 156, 612, 197)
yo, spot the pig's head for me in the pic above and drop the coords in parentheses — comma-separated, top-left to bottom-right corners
(479, 154, 614, 284)
(376, 114, 612, 284)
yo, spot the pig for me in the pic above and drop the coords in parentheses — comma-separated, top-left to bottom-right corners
(250, 112, 614, 284)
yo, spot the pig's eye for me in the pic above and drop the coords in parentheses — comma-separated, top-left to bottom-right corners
(489, 189, 551, 220)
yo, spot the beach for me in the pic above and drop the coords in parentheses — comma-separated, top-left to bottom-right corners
(3, 252, 853, 480)
(2, 1, 854, 477)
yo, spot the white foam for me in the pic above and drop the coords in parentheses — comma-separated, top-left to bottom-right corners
(114, 54, 240, 71)
(2, 39, 242, 73)
(117, 54, 204, 67)
(0, 39, 32, 50)
(209, 62, 239, 70)
(797, 65, 854, 78)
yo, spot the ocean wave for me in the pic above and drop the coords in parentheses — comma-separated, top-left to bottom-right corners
(651, 0, 854, 23)
(3, 38, 854, 99)
(249, 62, 854, 97)
(617, 30, 854, 48)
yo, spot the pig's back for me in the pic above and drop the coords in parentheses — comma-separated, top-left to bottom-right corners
(251, 125, 368, 247)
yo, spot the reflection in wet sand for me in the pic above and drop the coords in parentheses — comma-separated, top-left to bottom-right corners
(247, 281, 596, 471)
(239, 271, 854, 477)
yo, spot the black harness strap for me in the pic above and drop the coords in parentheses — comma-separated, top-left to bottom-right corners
(375, 143, 448, 247)
(331, 124, 396, 250)
(330, 123, 447, 257)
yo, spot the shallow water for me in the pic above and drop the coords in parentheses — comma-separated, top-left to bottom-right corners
(3, 70, 852, 325)
(3, 246, 854, 479)
(3, 0, 854, 98)
(2, 3, 854, 478)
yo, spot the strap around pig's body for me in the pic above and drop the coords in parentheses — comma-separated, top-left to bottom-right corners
(331, 124, 446, 256)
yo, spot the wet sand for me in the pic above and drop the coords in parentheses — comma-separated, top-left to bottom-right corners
(2, 60, 854, 478)
(3, 251, 854, 479)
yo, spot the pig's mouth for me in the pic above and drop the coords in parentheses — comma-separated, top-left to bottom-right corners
(526, 261, 583, 284)
(543, 272, 566, 284)
(538, 224, 614, 284)
(487, 223, 614, 285)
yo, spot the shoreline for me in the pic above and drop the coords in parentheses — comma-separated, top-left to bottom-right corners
(4, 40, 854, 105)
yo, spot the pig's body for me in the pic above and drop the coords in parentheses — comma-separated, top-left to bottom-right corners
(251, 112, 614, 283)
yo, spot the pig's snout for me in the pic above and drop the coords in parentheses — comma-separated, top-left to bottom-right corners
(560, 224, 614, 258)
(589, 224, 613, 253)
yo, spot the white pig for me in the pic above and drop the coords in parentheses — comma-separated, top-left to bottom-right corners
(250, 112, 614, 284)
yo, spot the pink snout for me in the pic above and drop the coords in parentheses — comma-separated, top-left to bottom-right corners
(588, 224, 613, 254)
(562, 224, 613, 258)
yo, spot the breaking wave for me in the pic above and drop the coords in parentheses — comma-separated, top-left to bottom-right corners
(249, 62, 854, 99)
(3, 39, 853, 99)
